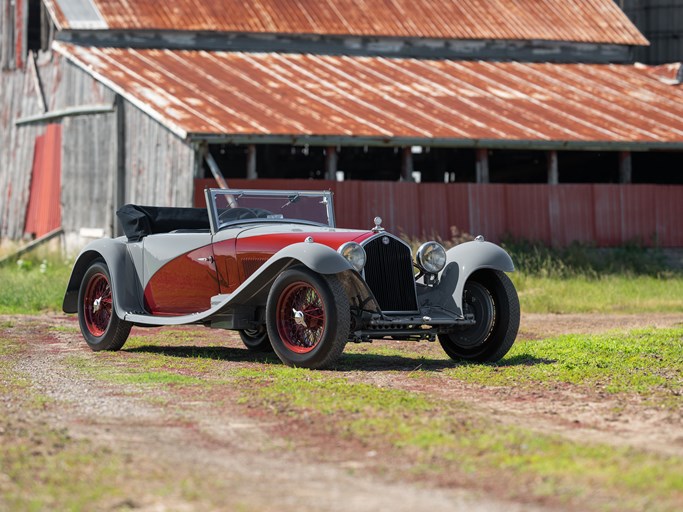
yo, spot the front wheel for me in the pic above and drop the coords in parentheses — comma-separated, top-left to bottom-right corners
(266, 268, 350, 369)
(438, 270, 519, 362)
(77, 260, 132, 351)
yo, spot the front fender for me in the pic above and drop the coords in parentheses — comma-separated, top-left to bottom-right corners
(62, 238, 144, 318)
(425, 240, 514, 316)
(225, 242, 354, 306)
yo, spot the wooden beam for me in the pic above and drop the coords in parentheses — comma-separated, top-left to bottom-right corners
(14, 104, 115, 126)
(547, 150, 559, 184)
(0, 229, 63, 266)
(619, 151, 632, 183)
(201, 144, 228, 189)
(246, 144, 257, 179)
(400, 147, 414, 181)
(114, 95, 126, 236)
(324, 146, 337, 180)
(475, 148, 489, 183)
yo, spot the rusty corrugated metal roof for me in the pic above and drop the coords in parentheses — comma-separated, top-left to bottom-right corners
(45, 0, 648, 45)
(53, 42, 683, 149)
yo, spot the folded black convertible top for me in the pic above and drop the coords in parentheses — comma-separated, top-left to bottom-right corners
(116, 204, 210, 242)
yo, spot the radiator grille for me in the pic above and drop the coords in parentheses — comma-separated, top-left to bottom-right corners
(362, 235, 418, 312)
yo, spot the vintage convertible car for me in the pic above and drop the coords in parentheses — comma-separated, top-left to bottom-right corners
(63, 188, 520, 369)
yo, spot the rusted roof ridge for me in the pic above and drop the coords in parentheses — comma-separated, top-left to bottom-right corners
(46, 0, 648, 46)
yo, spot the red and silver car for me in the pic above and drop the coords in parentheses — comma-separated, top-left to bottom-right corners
(63, 189, 520, 369)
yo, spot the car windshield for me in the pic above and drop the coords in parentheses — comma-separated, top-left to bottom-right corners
(206, 189, 335, 231)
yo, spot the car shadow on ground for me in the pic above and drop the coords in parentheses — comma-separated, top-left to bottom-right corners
(125, 345, 555, 372)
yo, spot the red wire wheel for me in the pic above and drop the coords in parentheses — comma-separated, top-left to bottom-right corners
(77, 260, 132, 351)
(83, 272, 113, 336)
(266, 268, 350, 369)
(275, 281, 326, 354)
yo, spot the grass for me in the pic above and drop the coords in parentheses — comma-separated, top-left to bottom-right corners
(0, 255, 71, 314)
(234, 366, 683, 511)
(445, 328, 683, 406)
(513, 273, 683, 313)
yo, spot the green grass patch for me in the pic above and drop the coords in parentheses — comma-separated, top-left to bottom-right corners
(513, 274, 683, 314)
(235, 366, 683, 511)
(0, 256, 71, 314)
(446, 328, 683, 405)
(65, 353, 206, 387)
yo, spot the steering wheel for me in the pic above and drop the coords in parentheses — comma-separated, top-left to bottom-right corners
(218, 208, 272, 223)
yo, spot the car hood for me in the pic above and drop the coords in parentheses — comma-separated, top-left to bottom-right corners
(235, 224, 373, 251)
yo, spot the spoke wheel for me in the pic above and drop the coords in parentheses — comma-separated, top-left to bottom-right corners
(438, 270, 519, 362)
(83, 272, 113, 337)
(266, 267, 350, 369)
(276, 282, 326, 354)
(77, 260, 132, 351)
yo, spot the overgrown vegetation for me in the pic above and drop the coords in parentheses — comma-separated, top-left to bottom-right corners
(502, 239, 679, 278)
(0, 254, 71, 314)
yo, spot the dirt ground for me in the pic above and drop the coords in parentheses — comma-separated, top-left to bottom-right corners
(2, 312, 682, 511)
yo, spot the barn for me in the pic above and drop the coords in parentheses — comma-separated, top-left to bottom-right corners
(1, 0, 682, 250)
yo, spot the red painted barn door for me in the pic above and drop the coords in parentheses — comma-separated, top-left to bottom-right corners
(24, 124, 62, 238)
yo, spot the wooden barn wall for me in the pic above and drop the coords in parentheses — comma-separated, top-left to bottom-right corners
(0, 67, 45, 239)
(0, 54, 116, 241)
(61, 112, 117, 236)
(125, 105, 195, 207)
(54, 60, 117, 236)
(195, 178, 683, 248)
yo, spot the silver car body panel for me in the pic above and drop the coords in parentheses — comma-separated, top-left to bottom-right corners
(420, 240, 514, 317)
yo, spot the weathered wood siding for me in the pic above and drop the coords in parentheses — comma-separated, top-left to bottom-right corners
(0, 67, 44, 239)
(0, 54, 117, 240)
(125, 104, 195, 207)
(61, 112, 117, 236)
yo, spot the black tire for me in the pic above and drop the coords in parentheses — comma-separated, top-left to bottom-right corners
(266, 267, 350, 369)
(77, 260, 132, 351)
(238, 326, 274, 352)
(438, 270, 519, 362)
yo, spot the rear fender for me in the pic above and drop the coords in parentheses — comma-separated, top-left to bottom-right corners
(62, 238, 145, 318)
(426, 240, 514, 316)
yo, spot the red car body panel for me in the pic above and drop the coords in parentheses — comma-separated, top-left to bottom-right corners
(144, 244, 219, 315)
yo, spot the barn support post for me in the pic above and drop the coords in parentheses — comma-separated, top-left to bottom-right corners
(201, 143, 228, 188)
(400, 147, 414, 181)
(619, 151, 632, 183)
(547, 150, 559, 184)
(324, 146, 337, 180)
(246, 144, 257, 179)
(475, 148, 489, 183)
(114, 94, 126, 236)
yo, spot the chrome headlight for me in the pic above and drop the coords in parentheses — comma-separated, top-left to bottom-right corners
(416, 242, 447, 274)
(338, 242, 366, 272)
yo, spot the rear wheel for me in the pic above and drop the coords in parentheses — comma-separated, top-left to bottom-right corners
(266, 268, 350, 369)
(238, 326, 273, 352)
(77, 260, 132, 351)
(438, 270, 519, 362)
